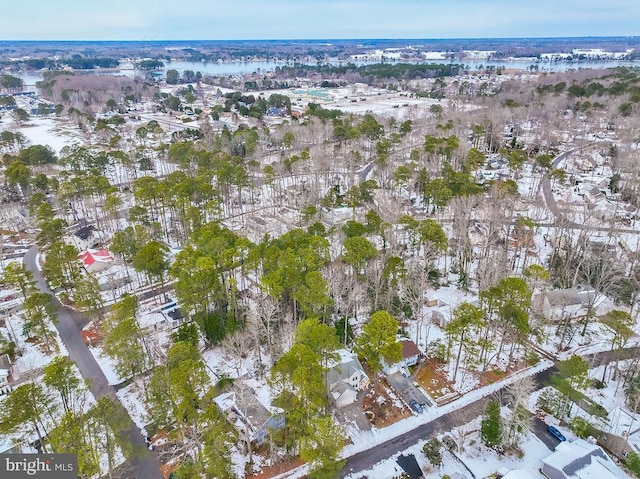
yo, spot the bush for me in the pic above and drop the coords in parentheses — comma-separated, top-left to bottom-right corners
(441, 435, 457, 451)
(626, 451, 640, 478)
(570, 417, 597, 439)
(422, 438, 443, 467)
(215, 376, 234, 391)
(0, 337, 17, 361)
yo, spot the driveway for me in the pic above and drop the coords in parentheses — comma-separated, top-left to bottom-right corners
(337, 389, 372, 432)
(531, 415, 562, 451)
(386, 373, 432, 410)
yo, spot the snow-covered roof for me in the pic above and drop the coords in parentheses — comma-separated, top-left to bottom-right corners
(213, 392, 235, 412)
(538, 285, 596, 307)
(137, 312, 168, 330)
(79, 249, 114, 267)
(542, 439, 626, 479)
(327, 351, 367, 387)
(501, 469, 537, 479)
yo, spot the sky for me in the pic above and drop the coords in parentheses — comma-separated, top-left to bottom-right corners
(3, 0, 640, 41)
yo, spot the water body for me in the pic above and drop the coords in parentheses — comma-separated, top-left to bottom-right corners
(14, 57, 640, 89)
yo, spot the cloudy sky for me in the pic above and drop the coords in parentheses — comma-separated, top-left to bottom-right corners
(3, 0, 639, 40)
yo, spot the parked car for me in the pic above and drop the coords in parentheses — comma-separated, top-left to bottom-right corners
(546, 425, 566, 441)
(409, 400, 423, 414)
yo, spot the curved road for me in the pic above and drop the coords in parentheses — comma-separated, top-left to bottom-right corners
(23, 246, 162, 479)
(541, 144, 640, 234)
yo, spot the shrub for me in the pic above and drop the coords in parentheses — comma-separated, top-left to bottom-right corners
(422, 438, 443, 467)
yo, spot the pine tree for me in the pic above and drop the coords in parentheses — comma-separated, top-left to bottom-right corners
(354, 310, 402, 392)
(481, 400, 502, 447)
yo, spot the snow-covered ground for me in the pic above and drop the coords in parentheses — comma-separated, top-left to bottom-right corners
(345, 417, 552, 479)
(0, 117, 82, 154)
(343, 360, 553, 456)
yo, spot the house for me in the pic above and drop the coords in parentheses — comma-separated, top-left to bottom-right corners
(327, 350, 369, 408)
(266, 107, 285, 116)
(540, 438, 626, 479)
(138, 302, 186, 333)
(532, 284, 599, 322)
(79, 249, 114, 273)
(400, 339, 421, 367)
(64, 225, 106, 252)
(383, 339, 422, 375)
(576, 157, 598, 173)
(587, 407, 640, 461)
(214, 383, 285, 445)
(0, 354, 14, 395)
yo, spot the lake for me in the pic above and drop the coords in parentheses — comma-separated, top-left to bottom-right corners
(14, 57, 640, 89)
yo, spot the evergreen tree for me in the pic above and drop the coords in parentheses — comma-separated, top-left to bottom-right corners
(481, 400, 502, 447)
(354, 311, 402, 392)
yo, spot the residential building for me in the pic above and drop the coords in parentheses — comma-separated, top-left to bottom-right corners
(532, 284, 600, 322)
(64, 225, 106, 252)
(214, 383, 284, 445)
(79, 248, 114, 273)
(540, 438, 626, 479)
(327, 350, 369, 408)
(383, 339, 422, 375)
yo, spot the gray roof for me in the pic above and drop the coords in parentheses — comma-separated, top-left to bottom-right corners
(232, 383, 270, 428)
(327, 358, 366, 389)
(564, 448, 606, 476)
(543, 285, 596, 307)
(542, 439, 626, 479)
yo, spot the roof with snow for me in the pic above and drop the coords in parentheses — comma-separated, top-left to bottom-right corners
(501, 470, 537, 479)
(540, 285, 597, 307)
(79, 249, 114, 267)
(541, 439, 626, 479)
(328, 358, 366, 385)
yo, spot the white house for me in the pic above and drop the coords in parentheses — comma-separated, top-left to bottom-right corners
(541, 438, 626, 479)
(499, 469, 537, 479)
(64, 225, 106, 252)
(327, 350, 369, 408)
(383, 339, 422, 375)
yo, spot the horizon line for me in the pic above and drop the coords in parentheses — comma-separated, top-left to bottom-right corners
(2, 35, 640, 43)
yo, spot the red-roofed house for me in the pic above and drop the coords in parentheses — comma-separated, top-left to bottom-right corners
(79, 249, 114, 273)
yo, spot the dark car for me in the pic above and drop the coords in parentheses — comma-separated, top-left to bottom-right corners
(409, 400, 423, 414)
(546, 425, 566, 441)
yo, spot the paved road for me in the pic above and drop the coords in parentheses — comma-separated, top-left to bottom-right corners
(23, 246, 162, 479)
(339, 367, 556, 477)
(340, 346, 640, 477)
(541, 144, 640, 234)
